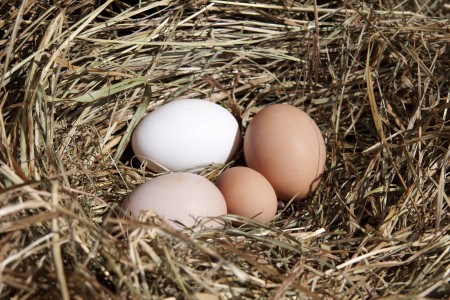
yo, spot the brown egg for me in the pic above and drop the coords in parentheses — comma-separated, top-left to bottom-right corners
(122, 173, 227, 229)
(244, 104, 326, 201)
(215, 167, 277, 222)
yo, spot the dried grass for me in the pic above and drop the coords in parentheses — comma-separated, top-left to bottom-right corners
(1, 0, 449, 299)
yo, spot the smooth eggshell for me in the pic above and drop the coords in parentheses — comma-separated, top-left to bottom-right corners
(122, 173, 227, 229)
(215, 167, 277, 222)
(244, 104, 326, 201)
(132, 99, 241, 172)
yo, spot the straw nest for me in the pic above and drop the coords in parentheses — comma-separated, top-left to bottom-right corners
(1, 1, 449, 299)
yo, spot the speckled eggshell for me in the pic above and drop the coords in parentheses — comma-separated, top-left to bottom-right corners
(215, 167, 277, 223)
(122, 173, 227, 229)
(244, 104, 326, 201)
(131, 99, 241, 172)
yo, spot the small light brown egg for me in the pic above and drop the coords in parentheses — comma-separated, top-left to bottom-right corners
(122, 172, 227, 229)
(215, 167, 277, 223)
(244, 104, 326, 201)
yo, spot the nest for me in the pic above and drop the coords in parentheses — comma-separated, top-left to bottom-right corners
(0, 1, 449, 299)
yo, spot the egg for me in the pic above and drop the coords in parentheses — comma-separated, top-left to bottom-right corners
(122, 173, 227, 229)
(244, 104, 326, 201)
(215, 167, 277, 222)
(132, 99, 241, 172)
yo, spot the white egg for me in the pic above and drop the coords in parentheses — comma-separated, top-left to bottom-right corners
(132, 99, 241, 172)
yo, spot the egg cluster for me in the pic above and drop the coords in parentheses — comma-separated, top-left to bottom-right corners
(123, 99, 326, 229)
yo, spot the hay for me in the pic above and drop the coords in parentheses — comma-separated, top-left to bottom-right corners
(0, 0, 449, 299)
